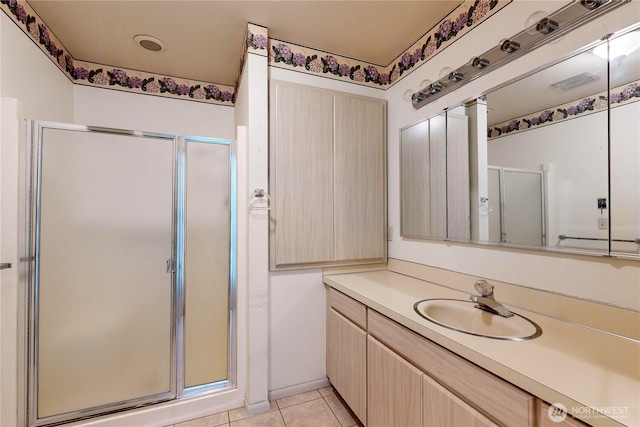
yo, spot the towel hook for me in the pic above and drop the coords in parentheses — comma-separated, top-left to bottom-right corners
(249, 188, 271, 211)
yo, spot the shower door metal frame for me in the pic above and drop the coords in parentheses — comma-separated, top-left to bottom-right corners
(22, 121, 237, 427)
(490, 166, 546, 247)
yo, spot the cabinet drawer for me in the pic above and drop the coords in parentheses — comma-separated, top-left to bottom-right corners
(368, 309, 536, 427)
(327, 287, 367, 329)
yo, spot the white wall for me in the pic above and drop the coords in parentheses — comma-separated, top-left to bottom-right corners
(0, 14, 73, 121)
(267, 66, 384, 396)
(234, 51, 271, 414)
(73, 85, 234, 138)
(386, 1, 640, 310)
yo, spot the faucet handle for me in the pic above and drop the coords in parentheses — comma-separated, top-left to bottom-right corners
(474, 280, 494, 298)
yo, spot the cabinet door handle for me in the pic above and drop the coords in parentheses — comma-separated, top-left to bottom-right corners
(0, 263, 12, 270)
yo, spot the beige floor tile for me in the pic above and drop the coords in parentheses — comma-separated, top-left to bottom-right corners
(174, 411, 229, 427)
(275, 390, 322, 409)
(280, 398, 341, 427)
(230, 410, 285, 427)
(324, 394, 360, 427)
(228, 407, 247, 423)
(318, 386, 336, 397)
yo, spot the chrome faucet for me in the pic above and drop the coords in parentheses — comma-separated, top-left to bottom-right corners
(470, 280, 514, 318)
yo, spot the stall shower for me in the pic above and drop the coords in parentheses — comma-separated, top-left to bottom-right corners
(22, 121, 236, 426)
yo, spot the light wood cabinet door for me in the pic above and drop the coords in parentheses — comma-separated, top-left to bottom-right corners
(269, 81, 386, 269)
(327, 308, 367, 424)
(423, 375, 498, 427)
(367, 335, 422, 427)
(334, 94, 386, 261)
(270, 81, 335, 267)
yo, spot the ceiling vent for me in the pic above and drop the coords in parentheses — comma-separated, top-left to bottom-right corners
(133, 35, 166, 52)
(551, 72, 600, 90)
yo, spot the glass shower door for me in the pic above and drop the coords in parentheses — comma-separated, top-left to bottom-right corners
(183, 138, 232, 390)
(32, 124, 176, 424)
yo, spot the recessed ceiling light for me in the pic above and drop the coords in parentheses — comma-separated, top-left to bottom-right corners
(133, 35, 166, 52)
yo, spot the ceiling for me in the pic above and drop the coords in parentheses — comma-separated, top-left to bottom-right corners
(27, 0, 463, 85)
(487, 28, 640, 125)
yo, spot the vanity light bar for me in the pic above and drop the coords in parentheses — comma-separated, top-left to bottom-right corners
(411, 0, 631, 109)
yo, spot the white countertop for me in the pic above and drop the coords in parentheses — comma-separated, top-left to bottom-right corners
(323, 270, 640, 427)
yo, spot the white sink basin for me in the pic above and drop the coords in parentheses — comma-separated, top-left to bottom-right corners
(414, 298, 542, 340)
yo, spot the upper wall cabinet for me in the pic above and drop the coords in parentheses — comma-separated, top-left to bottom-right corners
(269, 81, 387, 270)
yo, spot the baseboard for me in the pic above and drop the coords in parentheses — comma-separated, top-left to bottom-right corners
(245, 398, 271, 416)
(267, 377, 331, 401)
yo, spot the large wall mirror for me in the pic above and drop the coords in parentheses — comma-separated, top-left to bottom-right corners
(401, 24, 640, 258)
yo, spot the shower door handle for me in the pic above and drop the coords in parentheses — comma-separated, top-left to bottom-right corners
(0, 263, 11, 270)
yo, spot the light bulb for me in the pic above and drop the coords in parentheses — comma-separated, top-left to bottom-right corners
(403, 89, 414, 102)
(525, 11, 548, 34)
(418, 79, 432, 91)
(439, 67, 453, 79)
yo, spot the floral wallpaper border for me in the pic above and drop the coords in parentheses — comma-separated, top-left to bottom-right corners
(235, 23, 268, 92)
(1, 0, 235, 105)
(488, 80, 640, 140)
(267, 0, 510, 88)
(2, 0, 511, 103)
(246, 23, 268, 56)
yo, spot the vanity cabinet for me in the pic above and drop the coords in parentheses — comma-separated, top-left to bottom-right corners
(367, 309, 535, 427)
(269, 81, 386, 270)
(326, 287, 538, 427)
(326, 288, 367, 424)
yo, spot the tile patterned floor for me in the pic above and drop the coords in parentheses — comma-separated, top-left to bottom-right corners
(167, 386, 363, 427)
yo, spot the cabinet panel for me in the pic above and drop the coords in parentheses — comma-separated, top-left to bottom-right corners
(327, 308, 367, 424)
(327, 287, 367, 329)
(334, 95, 386, 261)
(270, 81, 335, 267)
(368, 309, 535, 427)
(367, 335, 422, 427)
(423, 375, 497, 427)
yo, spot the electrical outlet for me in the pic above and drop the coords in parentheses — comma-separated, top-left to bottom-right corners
(598, 217, 608, 230)
(387, 226, 393, 241)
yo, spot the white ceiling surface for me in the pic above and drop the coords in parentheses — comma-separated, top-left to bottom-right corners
(27, 0, 463, 85)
